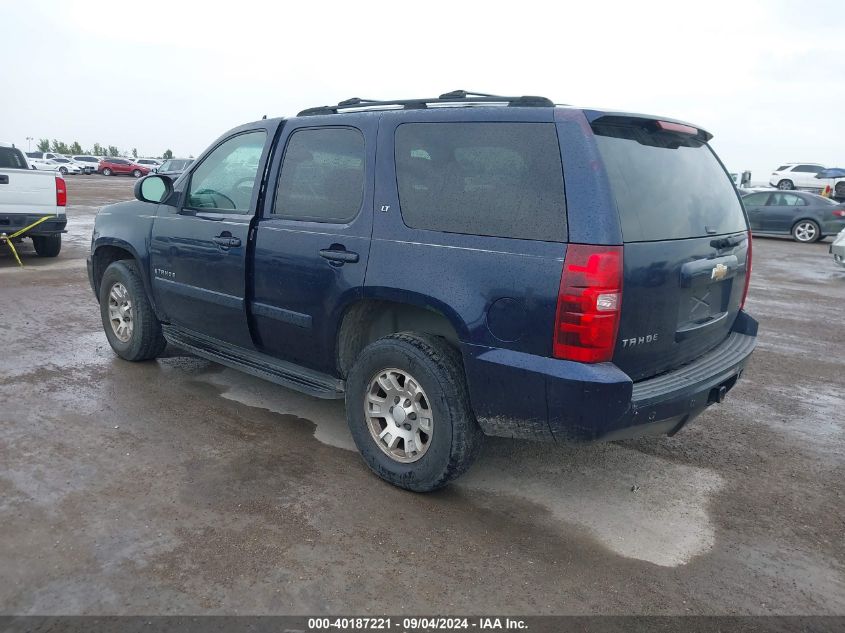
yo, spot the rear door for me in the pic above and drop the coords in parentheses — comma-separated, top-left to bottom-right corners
(150, 127, 272, 348)
(250, 117, 376, 375)
(591, 117, 750, 381)
(764, 192, 805, 232)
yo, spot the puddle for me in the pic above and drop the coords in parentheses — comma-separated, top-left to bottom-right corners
(196, 366, 723, 567)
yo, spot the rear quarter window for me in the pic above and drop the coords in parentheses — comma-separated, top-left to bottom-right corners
(0, 147, 29, 169)
(394, 122, 567, 242)
(592, 120, 747, 241)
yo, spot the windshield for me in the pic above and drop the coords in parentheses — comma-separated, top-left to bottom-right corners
(593, 119, 747, 241)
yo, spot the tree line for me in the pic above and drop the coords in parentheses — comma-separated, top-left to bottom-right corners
(35, 138, 174, 160)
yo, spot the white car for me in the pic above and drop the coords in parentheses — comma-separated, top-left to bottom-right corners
(769, 163, 827, 190)
(831, 228, 845, 268)
(72, 155, 103, 172)
(134, 158, 162, 170)
(49, 157, 84, 175)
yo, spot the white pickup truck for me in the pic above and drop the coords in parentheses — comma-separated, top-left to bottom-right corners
(1, 143, 67, 257)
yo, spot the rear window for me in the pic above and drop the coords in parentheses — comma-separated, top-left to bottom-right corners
(593, 119, 747, 241)
(0, 147, 29, 170)
(395, 122, 567, 242)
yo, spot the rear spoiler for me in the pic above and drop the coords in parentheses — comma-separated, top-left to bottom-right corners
(583, 110, 713, 142)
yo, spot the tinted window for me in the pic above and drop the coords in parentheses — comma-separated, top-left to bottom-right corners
(0, 147, 29, 169)
(793, 165, 823, 173)
(742, 192, 770, 206)
(274, 127, 365, 223)
(776, 165, 790, 171)
(394, 123, 567, 241)
(592, 120, 747, 241)
(768, 193, 805, 206)
(187, 131, 266, 213)
(27, 152, 42, 159)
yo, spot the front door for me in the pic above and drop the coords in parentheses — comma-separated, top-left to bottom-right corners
(250, 119, 376, 375)
(741, 192, 771, 231)
(150, 128, 272, 348)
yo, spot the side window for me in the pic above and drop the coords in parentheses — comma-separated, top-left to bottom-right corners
(793, 165, 821, 173)
(769, 193, 802, 206)
(186, 131, 267, 213)
(775, 165, 790, 171)
(394, 122, 567, 241)
(742, 192, 769, 206)
(274, 127, 365, 223)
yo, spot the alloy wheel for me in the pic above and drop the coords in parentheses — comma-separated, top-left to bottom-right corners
(793, 221, 818, 242)
(107, 282, 133, 343)
(365, 368, 433, 463)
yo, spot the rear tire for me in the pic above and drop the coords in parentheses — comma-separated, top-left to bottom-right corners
(345, 332, 483, 492)
(59, 166, 68, 175)
(777, 179, 794, 190)
(32, 234, 61, 257)
(99, 260, 166, 361)
(792, 219, 821, 243)
(102, 168, 113, 176)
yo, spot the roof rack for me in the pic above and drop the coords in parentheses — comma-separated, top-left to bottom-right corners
(297, 90, 555, 116)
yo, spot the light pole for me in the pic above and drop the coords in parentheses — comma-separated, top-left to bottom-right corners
(26, 136, 33, 151)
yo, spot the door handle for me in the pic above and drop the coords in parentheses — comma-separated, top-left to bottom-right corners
(319, 248, 359, 264)
(213, 233, 241, 248)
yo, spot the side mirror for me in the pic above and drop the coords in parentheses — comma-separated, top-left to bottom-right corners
(134, 174, 173, 204)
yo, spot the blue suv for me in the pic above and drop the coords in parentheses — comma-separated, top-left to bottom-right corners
(88, 91, 757, 491)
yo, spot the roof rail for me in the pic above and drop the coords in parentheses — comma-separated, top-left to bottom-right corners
(297, 90, 554, 116)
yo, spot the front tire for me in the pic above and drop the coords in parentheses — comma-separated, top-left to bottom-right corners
(131, 169, 142, 178)
(32, 234, 61, 257)
(59, 166, 68, 175)
(792, 219, 821, 243)
(346, 332, 483, 492)
(777, 179, 794, 190)
(99, 260, 166, 361)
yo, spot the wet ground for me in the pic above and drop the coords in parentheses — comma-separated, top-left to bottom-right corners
(1, 176, 843, 614)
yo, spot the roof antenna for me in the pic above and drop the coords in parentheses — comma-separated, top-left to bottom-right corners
(262, 114, 267, 120)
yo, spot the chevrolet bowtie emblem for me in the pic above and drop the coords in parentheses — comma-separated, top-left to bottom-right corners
(711, 263, 728, 281)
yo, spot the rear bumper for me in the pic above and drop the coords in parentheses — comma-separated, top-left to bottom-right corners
(463, 311, 758, 442)
(821, 219, 845, 235)
(0, 213, 67, 237)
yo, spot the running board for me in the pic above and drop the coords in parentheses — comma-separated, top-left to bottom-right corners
(162, 325, 345, 399)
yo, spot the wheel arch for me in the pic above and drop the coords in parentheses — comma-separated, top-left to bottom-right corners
(91, 239, 154, 306)
(335, 294, 466, 378)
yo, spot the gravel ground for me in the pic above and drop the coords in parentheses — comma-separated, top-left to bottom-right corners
(0, 176, 843, 615)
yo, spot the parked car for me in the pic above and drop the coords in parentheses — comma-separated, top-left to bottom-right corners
(134, 158, 162, 170)
(26, 158, 60, 172)
(1, 142, 66, 256)
(48, 157, 84, 175)
(830, 229, 845, 267)
(87, 92, 757, 492)
(768, 163, 827, 190)
(26, 151, 62, 162)
(742, 190, 845, 242)
(153, 158, 193, 178)
(99, 158, 150, 178)
(72, 155, 104, 172)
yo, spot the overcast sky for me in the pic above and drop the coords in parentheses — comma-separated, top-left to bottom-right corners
(2, 0, 843, 182)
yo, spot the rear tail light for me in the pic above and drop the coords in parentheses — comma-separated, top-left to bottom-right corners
(55, 176, 66, 206)
(833, 209, 845, 217)
(553, 244, 623, 363)
(741, 231, 752, 310)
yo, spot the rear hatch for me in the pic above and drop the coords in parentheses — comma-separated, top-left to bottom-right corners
(592, 116, 750, 382)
